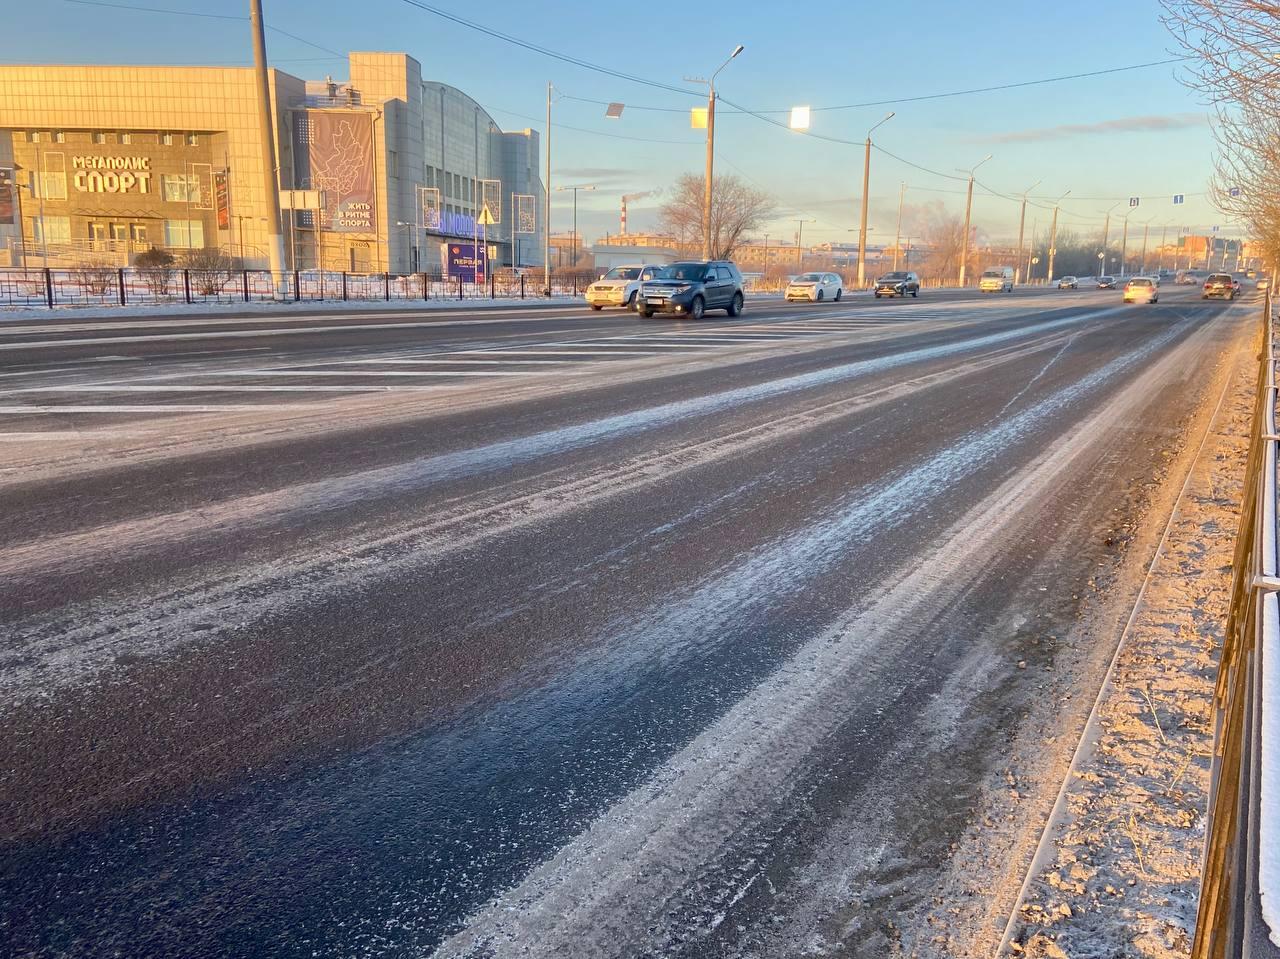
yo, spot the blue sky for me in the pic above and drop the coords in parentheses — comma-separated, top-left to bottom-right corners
(5, 0, 1230, 248)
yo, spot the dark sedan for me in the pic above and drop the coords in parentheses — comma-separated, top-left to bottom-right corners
(873, 271, 920, 298)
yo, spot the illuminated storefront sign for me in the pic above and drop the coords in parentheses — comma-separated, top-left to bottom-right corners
(70, 156, 151, 194)
(434, 211, 476, 237)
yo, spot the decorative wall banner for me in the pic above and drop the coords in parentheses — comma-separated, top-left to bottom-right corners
(442, 242, 486, 282)
(214, 171, 230, 230)
(296, 111, 376, 233)
(513, 193, 536, 234)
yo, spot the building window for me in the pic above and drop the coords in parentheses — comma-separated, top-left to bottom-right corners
(163, 219, 204, 248)
(53, 131, 65, 143)
(388, 150, 398, 179)
(33, 215, 71, 245)
(29, 131, 40, 143)
(162, 133, 174, 146)
(186, 133, 199, 146)
(92, 132, 107, 145)
(120, 132, 132, 145)
(130, 223, 148, 245)
(161, 173, 202, 204)
(110, 223, 128, 242)
(37, 154, 67, 200)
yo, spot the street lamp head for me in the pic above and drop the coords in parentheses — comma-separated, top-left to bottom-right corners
(730, 44, 745, 58)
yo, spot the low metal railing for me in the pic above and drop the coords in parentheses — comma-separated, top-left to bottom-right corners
(0, 267, 601, 309)
(1193, 289, 1280, 958)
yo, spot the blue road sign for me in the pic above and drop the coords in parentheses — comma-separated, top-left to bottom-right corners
(1229, 186, 1242, 197)
(1173, 194, 1184, 204)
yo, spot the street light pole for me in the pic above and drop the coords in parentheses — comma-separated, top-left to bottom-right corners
(857, 112, 894, 287)
(248, 0, 285, 285)
(555, 184, 596, 270)
(692, 44, 744, 261)
(1046, 190, 1070, 283)
(1015, 179, 1040, 285)
(958, 154, 992, 287)
(1140, 221, 1150, 274)
(893, 181, 905, 272)
(545, 84, 555, 297)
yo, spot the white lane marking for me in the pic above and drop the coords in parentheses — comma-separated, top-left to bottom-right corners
(0, 404, 319, 413)
(392, 350, 664, 357)
(339, 357, 589, 364)
(171, 369, 581, 378)
(5, 385, 458, 393)
(0, 313, 608, 351)
(0, 431, 157, 440)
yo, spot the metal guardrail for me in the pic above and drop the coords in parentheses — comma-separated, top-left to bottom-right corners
(0, 267, 602, 309)
(1194, 289, 1280, 958)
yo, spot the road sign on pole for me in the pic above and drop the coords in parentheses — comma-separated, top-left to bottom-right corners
(1129, 197, 1140, 207)
(1229, 186, 1242, 197)
(1173, 194, 1184, 204)
(477, 204, 496, 226)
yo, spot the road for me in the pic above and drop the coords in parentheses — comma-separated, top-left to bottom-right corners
(0, 286, 1251, 958)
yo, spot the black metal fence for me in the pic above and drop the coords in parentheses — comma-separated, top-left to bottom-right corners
(0, 267, 603, 309)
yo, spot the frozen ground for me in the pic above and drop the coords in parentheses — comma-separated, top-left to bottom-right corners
(1002, 330, 1255, 957)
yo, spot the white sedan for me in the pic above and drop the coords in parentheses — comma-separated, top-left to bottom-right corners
(785, 272, 844, 303)
(585, 265, 662, 310)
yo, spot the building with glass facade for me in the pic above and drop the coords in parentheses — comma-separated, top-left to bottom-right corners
(0, 53, 545, 273)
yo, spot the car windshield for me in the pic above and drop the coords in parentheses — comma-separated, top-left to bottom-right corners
(1208, 274, 1231, 282)
(604, 267, 641, 281)
(1130, 279, 1152, 287)
(1100, 276, 1113, 281)
(656, 262, 708, 281)
(878, 273, 909, 282)
(981, 271, 1003, 278)
(795, 273, 823, 282)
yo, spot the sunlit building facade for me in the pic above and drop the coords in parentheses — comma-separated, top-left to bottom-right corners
(0, 53, 545, 272)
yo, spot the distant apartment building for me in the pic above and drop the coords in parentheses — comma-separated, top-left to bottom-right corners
(0, 53, 546, 272)
(590, 231, 681, 269)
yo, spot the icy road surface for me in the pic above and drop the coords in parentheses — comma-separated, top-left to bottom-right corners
(0, 287, 1252, 957)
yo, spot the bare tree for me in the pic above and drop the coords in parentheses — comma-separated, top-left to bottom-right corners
(1162, 0, 1280, 265)
(182, 247, 240, 297)
(658, 173, 775, 261)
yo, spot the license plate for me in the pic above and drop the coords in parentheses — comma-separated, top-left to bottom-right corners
(646, 297, 664, 305)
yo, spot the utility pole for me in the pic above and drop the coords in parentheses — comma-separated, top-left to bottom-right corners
(691, 45, 744, 261)
(1099, 202, 1118, 278)
(1015, 179, 1040, 284)
(958, 154, 991, 287)
(1046, 190, 1070, 283)
(1120, 213, 1130, 276)
(858, 113, 894, 288)
(893, 181, 905, 272)
(248, 0, 285, 285)
(795, 218, 813, 270)
(1140, 222, 1149, 274)
(544, 82, 552, 295)
(1158, 223, 1167, 272)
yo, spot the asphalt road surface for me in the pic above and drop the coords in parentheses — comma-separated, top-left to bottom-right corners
(0, 286, 1252, 958)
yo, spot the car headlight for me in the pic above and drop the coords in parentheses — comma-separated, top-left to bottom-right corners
(674, 285, 691, 293)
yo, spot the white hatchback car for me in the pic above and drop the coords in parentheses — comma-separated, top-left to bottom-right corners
(785, 272, 844, 303)
(586, 264, 663, 310)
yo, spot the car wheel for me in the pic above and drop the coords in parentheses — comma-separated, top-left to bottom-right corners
(874, 292, 881, 298)
(835, 288, 842, 301)
(639, 307, 654, 318)
(626, 290, 637, 310)
(726, 292, 743, 317)
(590, 304, 603, 311)
(689, 295, 705, 320)
(816, 289, 824, 302)
(912, 288, 919, 297)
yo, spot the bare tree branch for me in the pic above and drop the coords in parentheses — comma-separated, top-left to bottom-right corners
(658, 173, 775, 260)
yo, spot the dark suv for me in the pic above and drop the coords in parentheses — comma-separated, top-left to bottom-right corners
(637, 260, 744, 319)
(873, 271, 920, 298)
